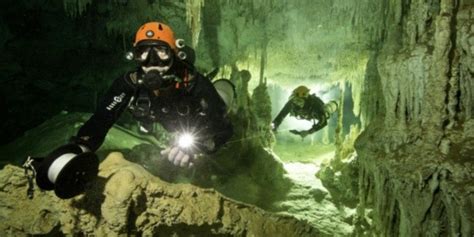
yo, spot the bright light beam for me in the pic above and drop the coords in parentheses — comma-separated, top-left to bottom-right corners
(178, 133, 195, 149)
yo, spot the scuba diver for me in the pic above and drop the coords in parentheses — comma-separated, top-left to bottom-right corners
(272, 85, 337, 138)
(23, 22, 234, 199)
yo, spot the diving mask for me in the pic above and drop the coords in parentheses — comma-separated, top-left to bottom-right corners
(135, 43, 174, 72)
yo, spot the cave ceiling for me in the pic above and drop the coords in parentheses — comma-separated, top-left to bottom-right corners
(198, 0, 372, 89)
(61, 0, 373, 89)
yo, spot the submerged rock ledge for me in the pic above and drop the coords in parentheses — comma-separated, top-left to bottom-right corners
(0, 152, 318, 236)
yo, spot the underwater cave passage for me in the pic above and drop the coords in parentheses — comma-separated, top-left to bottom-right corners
(1, 0, 473, 236)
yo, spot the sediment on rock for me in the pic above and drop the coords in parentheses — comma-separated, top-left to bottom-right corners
(0, 152, 318, 236)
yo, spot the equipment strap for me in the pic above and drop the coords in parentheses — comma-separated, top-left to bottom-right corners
(23, 156, 38, 199)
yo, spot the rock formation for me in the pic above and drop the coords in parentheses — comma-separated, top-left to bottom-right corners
(353, 1, 474, 236)
(0, 152, 318, 236)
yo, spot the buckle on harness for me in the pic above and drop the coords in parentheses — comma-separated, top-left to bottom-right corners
(23, 156, 38, 199)
(132, 94, 152, 118)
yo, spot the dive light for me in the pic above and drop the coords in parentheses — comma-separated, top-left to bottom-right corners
(177, 133, 195, 149)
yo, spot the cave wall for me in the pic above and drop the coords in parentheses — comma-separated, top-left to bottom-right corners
(355, 0, 474, 236)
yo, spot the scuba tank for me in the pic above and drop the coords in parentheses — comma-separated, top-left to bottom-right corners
(212, 79, 236, 114)
(23, 144, 99, 199)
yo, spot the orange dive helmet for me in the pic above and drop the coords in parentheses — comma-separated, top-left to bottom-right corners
(134, 22, 178, 50)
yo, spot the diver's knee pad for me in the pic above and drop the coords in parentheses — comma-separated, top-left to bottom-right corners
(213, 79, 236, 113)
(33, 144, 99, 199)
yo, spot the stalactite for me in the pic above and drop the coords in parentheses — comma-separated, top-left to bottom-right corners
(185, 0, 205, 48)
(102, 0, 188, 42)
(355, 137, 473, 236)
(460, 68, 473, 119)
(422, 0, 456, 144)
(447, 51, 461, 129)
(360, 54, 385, 128)
(349, 66, 366, 118)
(63, 0, 92, 17)
(334, 82, 346, 160)
(355, 0, 473, 235)
(202, 0, 221, 67)
(259, 42, 268, 86)
(457, 4, 474, 122)
(376, 43, 433, 132)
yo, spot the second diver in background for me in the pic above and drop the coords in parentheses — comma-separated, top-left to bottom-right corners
(272, 85, 337, 138)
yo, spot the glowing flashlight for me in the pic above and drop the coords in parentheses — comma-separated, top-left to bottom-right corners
(178, 133, 195, 149)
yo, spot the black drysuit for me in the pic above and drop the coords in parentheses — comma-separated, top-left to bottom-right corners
(272, 94, 328, 135)
(73, 63, 233, 153)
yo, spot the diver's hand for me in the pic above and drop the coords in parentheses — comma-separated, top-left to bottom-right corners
(271, 122, 278, 132)
(160, 146, 196, 168)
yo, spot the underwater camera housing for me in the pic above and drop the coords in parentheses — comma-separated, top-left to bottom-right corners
(25, 144, 99, 199)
